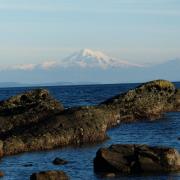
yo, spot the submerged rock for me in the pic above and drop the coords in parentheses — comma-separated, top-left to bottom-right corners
(94, 144, 180, 174)
(30, 170, 69, 180)
(52, 158, 68, 165)
(0, 171, 4, 177)
(0, 80, 179, 157)
(23, 163, 33, 167)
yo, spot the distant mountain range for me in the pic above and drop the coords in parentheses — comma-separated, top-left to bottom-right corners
(0, 48, 179, 86)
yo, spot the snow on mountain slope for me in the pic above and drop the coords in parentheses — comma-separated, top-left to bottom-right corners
(61, 49, 144, 68)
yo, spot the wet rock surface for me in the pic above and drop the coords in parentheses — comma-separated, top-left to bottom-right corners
(52, 158, 68, 165)
(0, 171, 4, 177)
(0, 80, 179, 157)
(30, 170, 69, 180)
(94, 144, 180, 174)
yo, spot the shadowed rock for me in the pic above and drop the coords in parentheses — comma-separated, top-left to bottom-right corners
(0, 89, 63, 134)
(0, 80, 179, 157)
(30, 170, 69, 180)
(0, 171, 4, 177)
(94, 144, 180, 174)
(52, 158, 68, 165)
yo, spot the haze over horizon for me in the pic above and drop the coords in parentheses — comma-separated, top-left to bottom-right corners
(0, 0, 179, 83)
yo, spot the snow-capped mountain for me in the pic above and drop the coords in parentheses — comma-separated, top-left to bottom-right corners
(61, 49, 143, 69)
(0, 49, 179, 83)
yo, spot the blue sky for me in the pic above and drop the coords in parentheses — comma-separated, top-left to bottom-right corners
(0, 0, 180, 66)
(0, 0, 180, 84)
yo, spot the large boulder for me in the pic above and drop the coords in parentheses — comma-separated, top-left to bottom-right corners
(94, 144, 180, 174)
(0, 89, 64, 134)
(102, 80, 177, 121)
(174, 89, 180, 111)
(30, 170, 69, 180)
(0, 80, 179, 157)
(1, 106, 110, 156)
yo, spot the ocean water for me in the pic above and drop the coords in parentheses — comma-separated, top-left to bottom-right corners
(0, 82, 180, 180)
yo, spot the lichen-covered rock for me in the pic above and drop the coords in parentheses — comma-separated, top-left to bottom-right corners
(94, 144, 180, 174)
(1, 106, 111, 156)
(0, 89, 64, 134)
(30, 170, 69, 180)
(102, 80, 177, 121)
(174, 89, 180, 111)
(0, 80, 179, 157)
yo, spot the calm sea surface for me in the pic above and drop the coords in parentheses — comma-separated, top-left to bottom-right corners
(0, 82, 179, 180)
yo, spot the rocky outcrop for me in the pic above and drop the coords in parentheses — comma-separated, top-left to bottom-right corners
(0, 89, 63, 134)
(0, 106, 111, 156)
(94, 144, 180, 174)
(174, 89, 180, 111)
(30, 170, 69, 180)
(0, 80, 179, 157)
(101, 80, 178, 121)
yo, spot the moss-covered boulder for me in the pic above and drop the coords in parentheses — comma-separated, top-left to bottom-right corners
(1, 106, 112, 156)
(174, 89, 180, 111)
(0, 80, 179, 157)
(102, 80, 177, 121)
(0, 89, 64, 134)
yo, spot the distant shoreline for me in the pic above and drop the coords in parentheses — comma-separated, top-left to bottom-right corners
(0, 80, 180, 89)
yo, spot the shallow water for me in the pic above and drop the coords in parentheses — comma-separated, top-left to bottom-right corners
(0, 83, 179, 180)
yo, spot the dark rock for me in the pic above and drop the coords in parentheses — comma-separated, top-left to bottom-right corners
(0, 171, 4, 177)
(0, 89, 64, 134)
(94, 144, 180, 174)
(23, 163, 33, 167)
(103, 173, 116, 178)
(30, 170, 69, 180)
(0, 80, 179, 157)
(102, 80, 177, 121)
(174, 89, 180, 111)
(52, 158, 68, 165)
(0, 105, 110, 156)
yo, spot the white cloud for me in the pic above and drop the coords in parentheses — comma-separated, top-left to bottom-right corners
(9, 64, 37, 71)
(40, 60, 57, 70)
(0, 61, 59, 71)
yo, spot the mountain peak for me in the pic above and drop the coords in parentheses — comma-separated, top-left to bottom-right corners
(62, 48, 144, 69)
(81, 48, 94, 55)
(79, 48, 108, 60)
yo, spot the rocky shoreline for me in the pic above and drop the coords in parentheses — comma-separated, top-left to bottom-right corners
(0, 80, 179, 158)
(0, 80, 180, 179)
